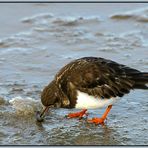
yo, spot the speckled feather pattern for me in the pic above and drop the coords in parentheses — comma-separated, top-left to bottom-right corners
(41, 57, 148, 108)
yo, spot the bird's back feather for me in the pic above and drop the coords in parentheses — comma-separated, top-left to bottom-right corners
(41, 57, 148, 108)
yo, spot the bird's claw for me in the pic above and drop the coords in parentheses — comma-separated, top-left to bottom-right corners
(65, 109, 88, 119)
(87, 117, 105, 125)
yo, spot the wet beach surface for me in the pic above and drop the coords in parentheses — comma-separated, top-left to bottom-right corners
(0, 3, 148, 145)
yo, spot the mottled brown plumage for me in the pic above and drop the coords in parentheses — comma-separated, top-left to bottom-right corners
(41, 57, 148, 109)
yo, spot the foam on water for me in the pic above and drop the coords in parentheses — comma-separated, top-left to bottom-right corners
(21, 13, 101, 26)
(21, 13, 54, 24)
(9, 96, 42, 116)
(52, 16, 101, 26)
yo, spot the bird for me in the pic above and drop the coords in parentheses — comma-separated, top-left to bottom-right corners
(36, 57, 148, 125)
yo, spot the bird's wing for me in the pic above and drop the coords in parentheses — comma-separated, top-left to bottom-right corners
(68, 58, 137, 99)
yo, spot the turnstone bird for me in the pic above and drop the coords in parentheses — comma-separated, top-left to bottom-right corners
(36, 57, 148, 125)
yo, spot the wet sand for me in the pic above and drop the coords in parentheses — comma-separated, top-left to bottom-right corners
(0, 3, 148, 145)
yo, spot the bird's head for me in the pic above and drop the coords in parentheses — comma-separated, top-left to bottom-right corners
(41, 80, 60, 107)
(36, 80, 61, 122)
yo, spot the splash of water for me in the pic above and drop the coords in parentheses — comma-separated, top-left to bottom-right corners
(9, 96, 42, 116)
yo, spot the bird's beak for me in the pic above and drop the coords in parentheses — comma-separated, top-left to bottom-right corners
(36, 106, 49, 122)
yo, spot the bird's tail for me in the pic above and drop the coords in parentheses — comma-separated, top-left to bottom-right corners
(131, 72, 148, 89)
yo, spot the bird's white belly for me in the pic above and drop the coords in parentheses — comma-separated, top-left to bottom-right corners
(75, 91, 118, 109)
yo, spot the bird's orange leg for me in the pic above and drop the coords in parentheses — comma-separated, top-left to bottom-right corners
(87, 105, 112, 125)
(66, 109, 88, 119)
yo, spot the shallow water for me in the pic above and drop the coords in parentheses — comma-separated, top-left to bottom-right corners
(0, 3, 148, 145)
